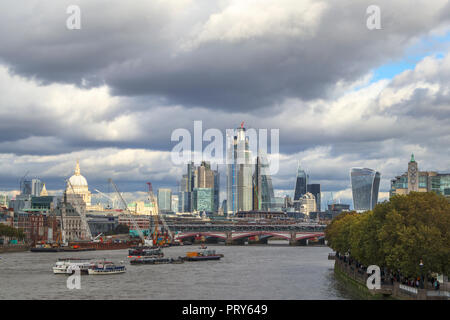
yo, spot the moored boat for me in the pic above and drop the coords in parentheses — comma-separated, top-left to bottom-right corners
(88, 262, 126, 275)
(182, 249, 223, 261)
(128, 247, 164, 257)
(130, 257, 184, 265)
(52, 258, 93, 274)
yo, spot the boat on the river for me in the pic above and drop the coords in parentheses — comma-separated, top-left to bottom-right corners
(128, 246, 164, 257)
(181, 249, 223, 261)
(129, 257, 184, 265)
(52, 258, 93, 274)
(32, 244, 96, 252)
(88, 261, 126, 275)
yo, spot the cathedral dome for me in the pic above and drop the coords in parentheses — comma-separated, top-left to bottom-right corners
(67, 160, 88, 188)
(68, 174, 88, 187)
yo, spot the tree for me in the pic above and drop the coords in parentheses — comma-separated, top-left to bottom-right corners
(325, 192, 450, 277)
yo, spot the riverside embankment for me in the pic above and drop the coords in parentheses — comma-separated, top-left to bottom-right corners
(0, 244, 30, 253)
(333, 254, 449, 300)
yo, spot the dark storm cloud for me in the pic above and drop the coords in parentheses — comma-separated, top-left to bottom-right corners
(0, 0, 449, 197)
(0, 1, 449, 112)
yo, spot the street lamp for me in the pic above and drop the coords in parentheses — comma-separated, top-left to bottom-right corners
(419, 259, 424, 289)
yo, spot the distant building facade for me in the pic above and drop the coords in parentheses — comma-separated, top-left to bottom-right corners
(390, 154, 450, 199)
(299, 192, 317, 217)
(193, 188, 214, 213)
(227, 124, 253, 215)
(21, 178, 43, 197)
(307, 183, 321, 212)
(157, 189, 172, 214)
(253, 153, 275, 211)
(350, 168, 381, 211)
(294, 162, 308, 202)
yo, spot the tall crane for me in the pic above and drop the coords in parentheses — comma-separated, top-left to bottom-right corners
(94, 188, 118, 209)
(147, 182, 173, 245)
(108, 178, 152, 246)
(66, 179, 93, 240)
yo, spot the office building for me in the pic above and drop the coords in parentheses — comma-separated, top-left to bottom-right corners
(350, 168, 381, 211)
(299, 192, 317, 217)
(307, 183, 321, 212)
(193, 188, 214, 213)
(226, 124, 253, 215)
(294, 162, 308, 208)
(157, 188, 172, 214)
(253, 152, 275, 211)
(21, 178, 43, 197)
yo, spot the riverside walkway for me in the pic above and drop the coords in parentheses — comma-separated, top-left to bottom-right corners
(332, 254, 449, 300)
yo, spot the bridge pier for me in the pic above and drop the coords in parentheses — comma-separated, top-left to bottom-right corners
(248, 237, 268, 245)
(225, 232, 234, 245)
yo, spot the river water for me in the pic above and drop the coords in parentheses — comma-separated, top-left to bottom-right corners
(0, 243, 354, 300)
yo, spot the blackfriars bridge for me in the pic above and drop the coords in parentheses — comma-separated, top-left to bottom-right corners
(165, 223, 326, 245)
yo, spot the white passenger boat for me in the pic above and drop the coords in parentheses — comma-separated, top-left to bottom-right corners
(52, 258, 93, 275)
(87, 262, 126, 275)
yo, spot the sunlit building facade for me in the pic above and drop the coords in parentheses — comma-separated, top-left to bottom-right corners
(390, 154, 450, 199)
(227, 125, 253, 215)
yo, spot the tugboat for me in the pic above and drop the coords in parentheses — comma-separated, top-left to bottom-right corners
(182, 249, 223, 261)
(88, 261, 126, 275)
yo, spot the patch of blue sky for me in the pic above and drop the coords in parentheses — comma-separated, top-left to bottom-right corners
(370, 30, 450, 83)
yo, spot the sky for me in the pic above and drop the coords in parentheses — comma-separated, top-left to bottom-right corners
(0, 0, 449, 209)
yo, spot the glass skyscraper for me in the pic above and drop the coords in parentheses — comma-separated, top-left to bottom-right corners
(21, 178, 43, 197)
(253, 152, 274, 211)
(294, 163, 308, 211)
(157, 188, 172, 213)
(227, 125, 253, 215)
(350, 168, 381, 211)
(193, 188, 214, 212)
(294, 163, 308, 200)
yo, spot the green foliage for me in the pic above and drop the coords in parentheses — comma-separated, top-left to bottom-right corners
(325, 192, 450, 277)
(0, 224, 25, 240)
(105, 224, 129, 235)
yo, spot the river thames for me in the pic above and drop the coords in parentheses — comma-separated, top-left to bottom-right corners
(0, 244, 355, 300)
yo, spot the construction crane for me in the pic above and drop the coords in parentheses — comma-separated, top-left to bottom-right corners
(108, 178, 152, 246)
(94, 188, 118, 209)
(147, 182, 174, 245)
(66, 179, 93, 240)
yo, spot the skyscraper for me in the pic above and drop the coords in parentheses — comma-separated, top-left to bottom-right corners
(294, 162, 308, 201)
(253, 152, 274, 211)
(350, 168, 381, 211)
(227, 124, 253, 215)
(21, 178, 43, 197)
(179, 161, 220, 213)
(157, 188, 172, 214)
(307, 184, 321, 212)
(193, 188, 214, 212)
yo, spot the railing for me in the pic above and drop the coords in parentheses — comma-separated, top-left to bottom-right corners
(335, 257, 449, 300)
(167, 224, 325, 232)
(427, 290, 450, 298)
(399, 284, 418, 295)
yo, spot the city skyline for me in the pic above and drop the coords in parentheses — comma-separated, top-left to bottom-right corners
(4, 153, 443, 211)
(0, 1, 449, 210)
